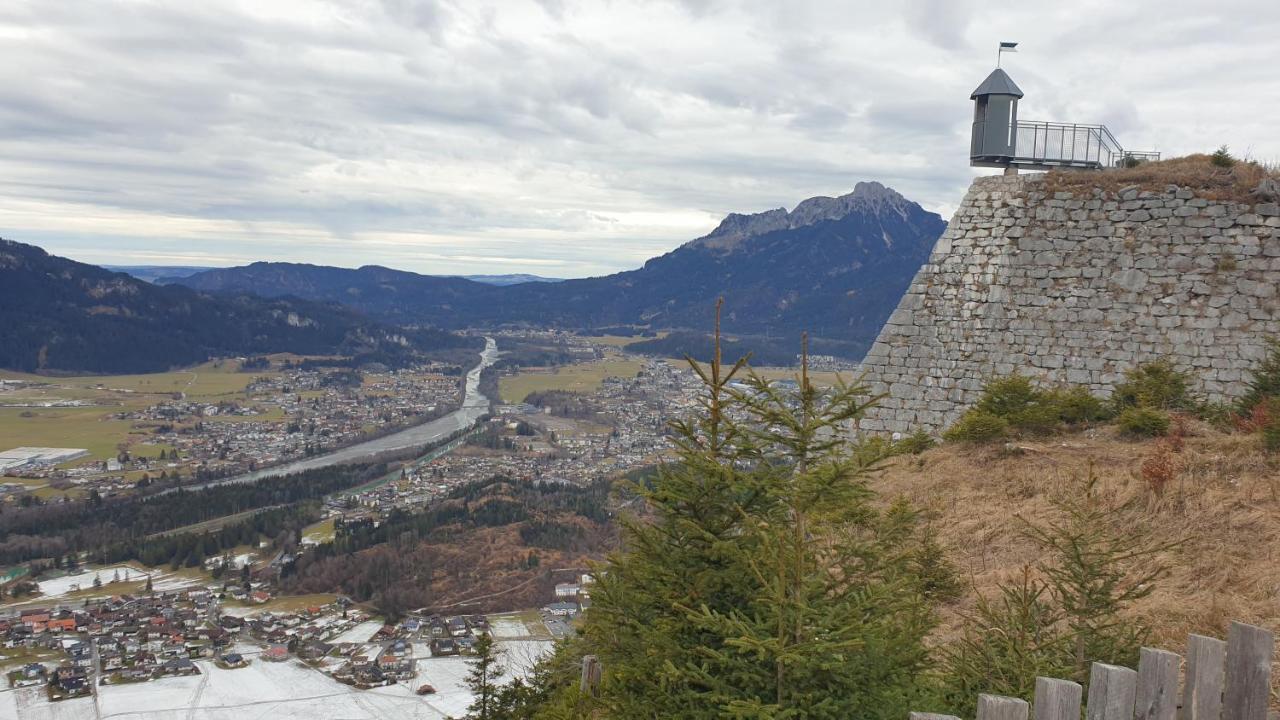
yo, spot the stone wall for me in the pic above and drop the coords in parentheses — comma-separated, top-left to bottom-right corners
(858, 174, 1280, 434)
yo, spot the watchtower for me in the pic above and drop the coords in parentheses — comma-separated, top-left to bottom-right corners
(968, 50, 1159, 171)
(970, 68, 1023, 168)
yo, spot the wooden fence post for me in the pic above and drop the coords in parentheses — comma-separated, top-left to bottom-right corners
(1087, 662, 1137, 720)
(1180, 634, 1225, 720)
(1034, 677, 1082, 720)
(579, 654, 601, 696)
(977, 693, 1029, 720)
(1223, 621, 1274, 720)
(1135, 647, 1180, 720)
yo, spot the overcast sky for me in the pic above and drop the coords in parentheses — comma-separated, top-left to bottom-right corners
(2, 1, 1277, 277)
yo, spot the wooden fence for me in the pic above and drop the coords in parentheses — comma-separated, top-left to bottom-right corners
(910, 621, 1275, 720)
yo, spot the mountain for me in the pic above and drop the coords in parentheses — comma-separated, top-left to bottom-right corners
(454, 273, 561, 285)
(108, 265, 558, 287)
(170, 182, 947, 359)
(104, 265, 216, 283)
(0, 239, 476, 374)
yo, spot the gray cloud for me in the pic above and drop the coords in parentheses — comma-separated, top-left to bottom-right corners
(0, 0, 1278, 277)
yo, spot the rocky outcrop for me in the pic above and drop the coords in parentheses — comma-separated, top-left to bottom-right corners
(858, 174, 1280, 433)
(692, 182, 917, 251)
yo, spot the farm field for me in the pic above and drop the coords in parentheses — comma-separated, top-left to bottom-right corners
(0, 406, 136, 460)
(499, 359, 643, 403)
(0, 360, 270, 459)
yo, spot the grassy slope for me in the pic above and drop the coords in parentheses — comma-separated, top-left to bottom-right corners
(872, 423, 1280, 651)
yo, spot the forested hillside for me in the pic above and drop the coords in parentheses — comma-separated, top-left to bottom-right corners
(0, 239, 478, 373)
(284, 476, 616, 617)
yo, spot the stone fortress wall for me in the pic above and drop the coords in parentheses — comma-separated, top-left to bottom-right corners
(858, 173, 1280, 434)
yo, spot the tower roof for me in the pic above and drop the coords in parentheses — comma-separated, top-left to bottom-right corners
(970, 68, 1024, 99)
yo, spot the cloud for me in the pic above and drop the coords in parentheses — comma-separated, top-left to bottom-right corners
(0, 0, 1278, 277)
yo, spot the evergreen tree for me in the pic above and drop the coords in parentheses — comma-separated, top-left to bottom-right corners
(578, 310, 941, 720)
(939, 472, 1173, 715)
(465, 632, 507, 720)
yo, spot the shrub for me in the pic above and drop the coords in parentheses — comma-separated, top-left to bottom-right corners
(1238, 337, 1280, 414)
(974, 375, 1060, 435)
(1263, 417, 1280, 454)
(976, 375, 1041, 418)
(1117, 407, 1170, 438)
(1211, 145, 1235, 168)
(1140, 443, 1179, 494)
(1112, 361, 1196, 412)
(1047, 386, 1112, 424)
(895, 429, 936, 455)
(943, 410, 1009, 444)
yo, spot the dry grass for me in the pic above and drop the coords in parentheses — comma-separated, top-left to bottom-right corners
(873, 423, 1280, 654)
(1042, 153, 1279, 203)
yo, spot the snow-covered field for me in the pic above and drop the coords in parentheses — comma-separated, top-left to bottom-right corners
(328, 620, 383, 645)
(488, 616, 531, 638)
(33, 565, 195, 601)
(0, 642, 554, 720)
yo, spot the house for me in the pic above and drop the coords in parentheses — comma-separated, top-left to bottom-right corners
(159, 658, 198, 676)
(445, 617, 468, 637)
(262, 644, 289, 662)
(250, 591, 272, 604)
(219, 652, 248, 668)
(430, 638, 458, 656)
(298, 640, 333, 660)
(554, 583, 580, 598)
(545, 601, 578, 617)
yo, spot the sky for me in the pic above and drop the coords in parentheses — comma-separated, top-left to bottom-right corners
(2, 1, 1278, 278)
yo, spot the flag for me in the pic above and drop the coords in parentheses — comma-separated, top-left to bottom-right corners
(999, 41, 1018, 51)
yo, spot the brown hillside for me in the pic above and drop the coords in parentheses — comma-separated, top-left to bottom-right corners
(872, 425, 1280, 652)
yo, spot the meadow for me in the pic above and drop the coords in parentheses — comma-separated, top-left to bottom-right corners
(0, 360, 270, 459)
(499, 359, 644, 403)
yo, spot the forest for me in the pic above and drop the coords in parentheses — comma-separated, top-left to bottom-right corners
(0, 462, 387, 565)
(281, 475, 615, 618)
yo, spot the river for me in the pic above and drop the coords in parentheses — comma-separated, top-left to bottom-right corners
(205, 336, 498, 486)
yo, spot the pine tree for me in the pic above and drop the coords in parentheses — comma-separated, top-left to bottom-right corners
(465, 632, 507, 720)
(579, 308, 941, 720)
(939, 471, 1174, 715)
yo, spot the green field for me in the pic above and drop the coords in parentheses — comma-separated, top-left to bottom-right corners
(0, 361, 259, 400)
(303, 518, 337, 544)
(0, 361, 275, 459)
(0, 406, 138, 459)
(499, 360, 644, 403)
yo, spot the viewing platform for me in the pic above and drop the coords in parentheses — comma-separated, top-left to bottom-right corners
(969, 67, 1159, 172)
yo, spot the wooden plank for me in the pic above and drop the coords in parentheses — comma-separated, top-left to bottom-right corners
(1087, 662, 1138, 720)
(977, 693, 1030, 720)
(908, 714, 960, 720)
(1135, 647, 1180, 720)
(1034, 676, 1082, 720)
(1223, 621, 1275, 720)
(1181, 634, 1225, 720)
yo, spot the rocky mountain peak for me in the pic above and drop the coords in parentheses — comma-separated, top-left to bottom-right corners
(691, 182, 916, 251)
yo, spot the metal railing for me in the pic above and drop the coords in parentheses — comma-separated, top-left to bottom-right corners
(972, 120, 1159, 169)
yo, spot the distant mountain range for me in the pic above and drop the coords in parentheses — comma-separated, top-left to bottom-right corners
(169, 182, 947, 360)
(0, 240, 477, 374)
(105, 265, 561, 286)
